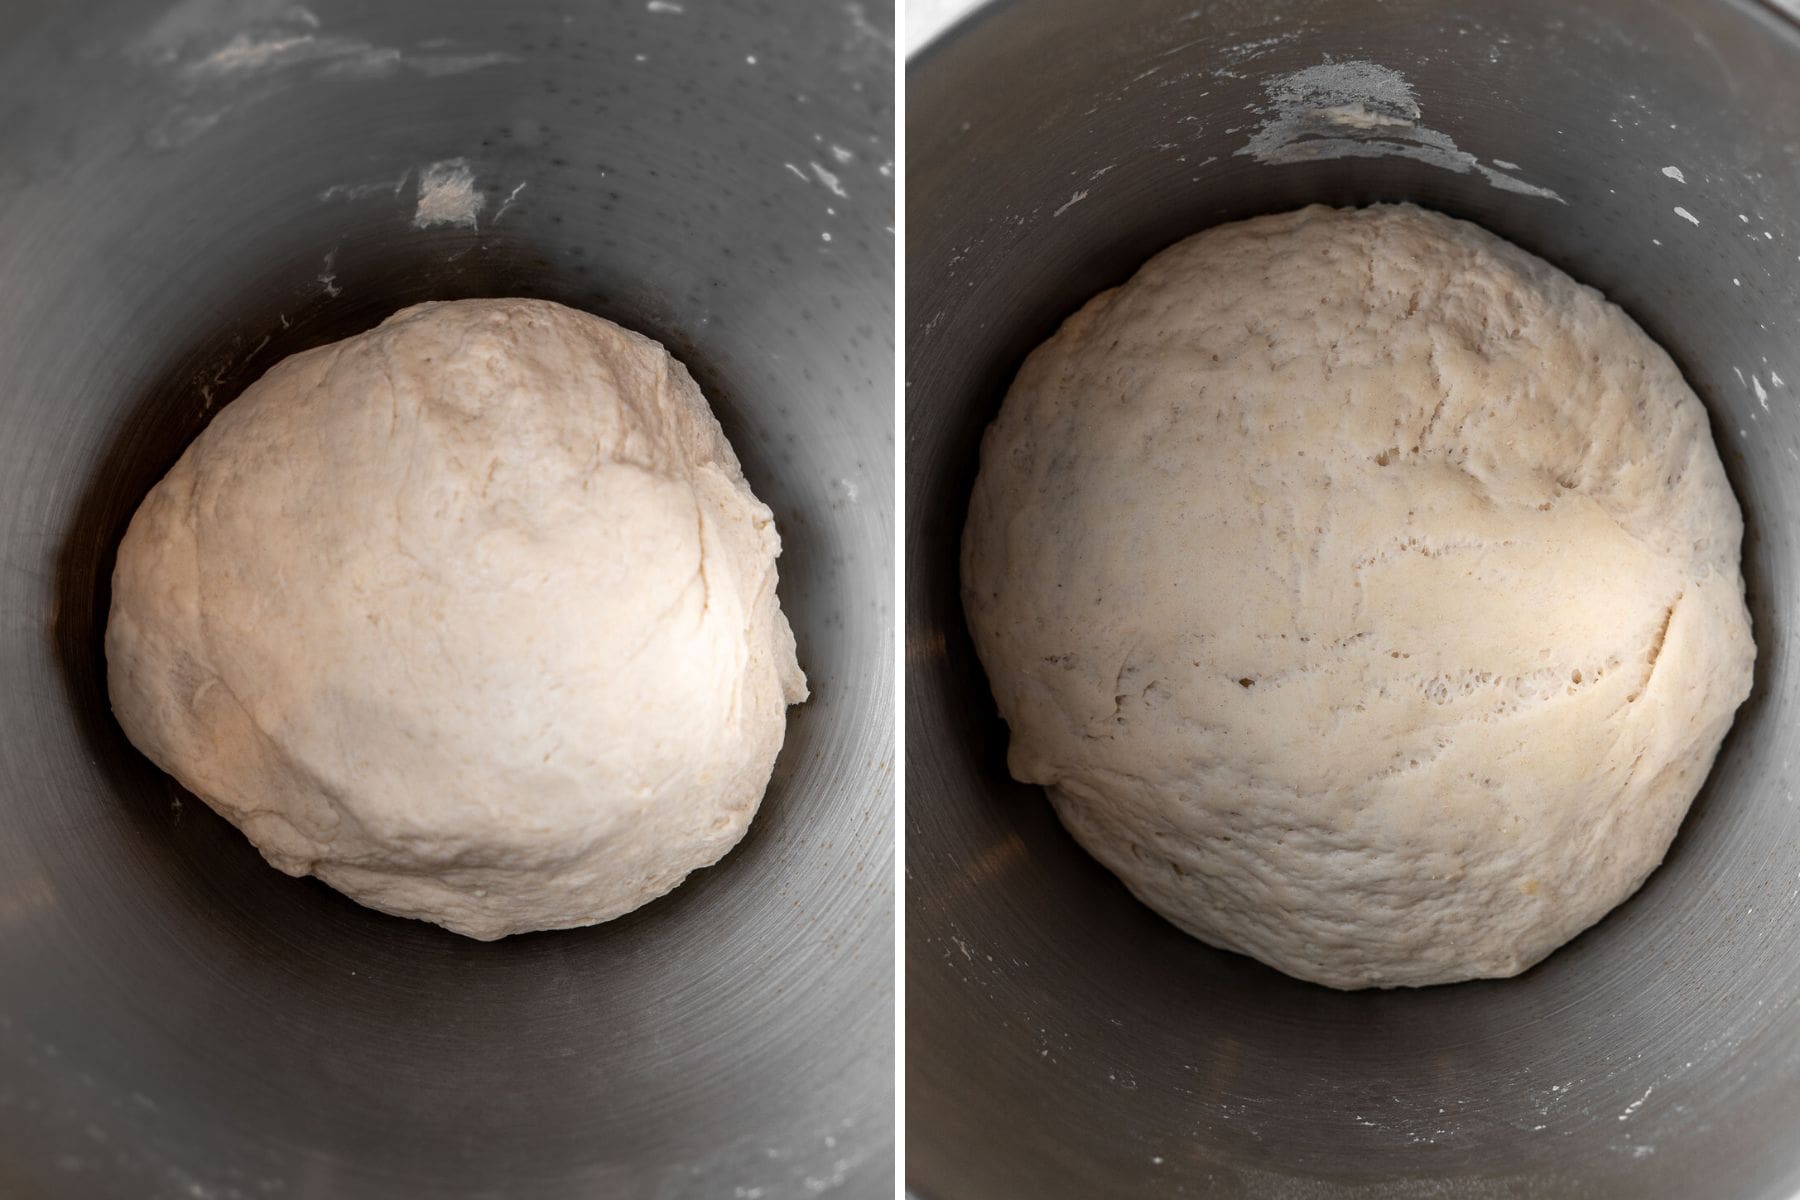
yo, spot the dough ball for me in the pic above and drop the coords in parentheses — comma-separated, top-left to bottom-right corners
(107, 298, 807, 940)
(963, 204, 1753, 989)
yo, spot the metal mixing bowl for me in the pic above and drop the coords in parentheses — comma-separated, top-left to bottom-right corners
(908, 1, 1800, 1195)
(0, 1, 893, 1196)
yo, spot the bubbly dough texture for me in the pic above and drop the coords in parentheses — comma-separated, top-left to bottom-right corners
(108, 298, 807, 939)
(963, 204, 1753, 989)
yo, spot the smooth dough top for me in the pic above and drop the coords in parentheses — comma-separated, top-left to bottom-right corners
(963, 204, 1754, 989)
(107, 297, 806, 939)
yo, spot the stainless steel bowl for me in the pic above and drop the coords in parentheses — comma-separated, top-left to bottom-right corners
(908, 1, 1800, 1195)
(0, 1, 893, 1196)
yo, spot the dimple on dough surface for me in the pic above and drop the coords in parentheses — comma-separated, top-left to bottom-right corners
(962, 204, 1754, 989)
(107, 297, 807, 940)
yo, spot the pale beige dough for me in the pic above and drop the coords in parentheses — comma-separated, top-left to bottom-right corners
(108, 298, 806, 939)
(963, 204, 1753, 989)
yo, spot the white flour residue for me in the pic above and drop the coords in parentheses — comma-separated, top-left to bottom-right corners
(1675, 206, 1700, 226)
(493, 181, 528, 221)
(1619, 1085, 1653, 1121)
(406, 51, 517, 78)
(132, 0, 517, 148)
(843, 2, 892, 51)
(1493, 158, 1520, 170)
(1236, 61, 1563, 202)
(316, 248, 340, 297)
(181, 32, 317, 78)
(413, 159, 484, 229)
(319, 169, 410, 202)
(1053, 190, 1089, 217)
(1662, 165, 1686, 183)
(1753, 375, 1770, 410)
(1313, 104, 1412, 130)
(810, 162, 849, 198)
(722, 1122, 874, 1200)
(131, 0, 295, 63)
(1180, 30, 1304, 79)
(646, 0, 684, 11)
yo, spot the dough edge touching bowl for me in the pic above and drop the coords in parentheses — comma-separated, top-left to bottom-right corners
(908, 1, 1800, 1197)
(105, 297, 810, 942)
(0, 1, 894, 1196)
(960, 202, 1754, 991)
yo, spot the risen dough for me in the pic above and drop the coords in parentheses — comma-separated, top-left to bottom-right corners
(963, 204, 1753, 989)
(108, 298, 806, 939)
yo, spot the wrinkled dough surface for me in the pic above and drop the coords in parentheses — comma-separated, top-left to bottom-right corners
(108, 298, 807, 939)
(963, 204, 1753, 989)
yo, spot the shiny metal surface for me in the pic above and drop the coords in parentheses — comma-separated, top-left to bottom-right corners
(908, 1, 1800, 1196)
(0, 1, 893, 1196)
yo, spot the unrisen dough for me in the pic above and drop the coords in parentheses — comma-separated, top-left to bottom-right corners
(108, 298, 807, 939)
(963, 204, 1753, 989)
